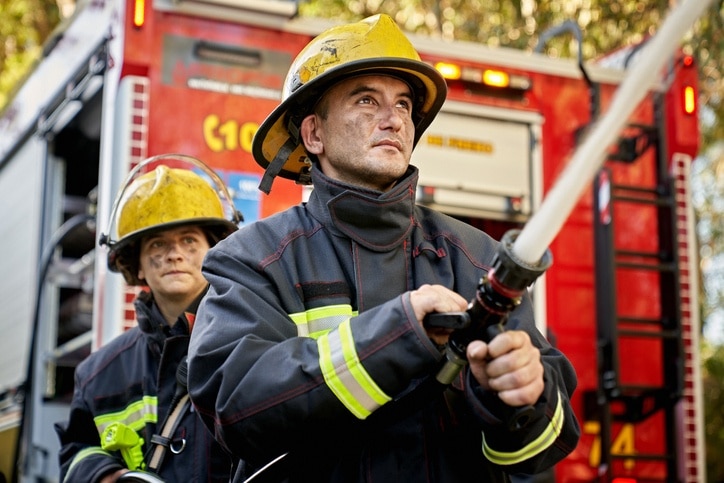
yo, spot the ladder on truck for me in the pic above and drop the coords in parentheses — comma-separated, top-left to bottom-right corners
(592, 90, 700, 482)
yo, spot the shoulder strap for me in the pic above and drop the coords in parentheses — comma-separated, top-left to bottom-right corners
(146, 356, 191, 472)
(147, 393, 191, 472)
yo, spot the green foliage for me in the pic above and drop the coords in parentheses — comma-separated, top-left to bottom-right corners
(686, 2, 723, 364)
(0, 0, 61, 109)
(691, 1, 723, 149)
(692, 144, 724, 341)
(702, 341, 724, 481)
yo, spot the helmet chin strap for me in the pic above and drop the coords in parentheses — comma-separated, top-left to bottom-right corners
(259, 113, 311, 194)
(259, 136, 300, 195)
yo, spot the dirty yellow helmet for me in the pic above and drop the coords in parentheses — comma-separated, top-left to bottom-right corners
(252, 13, 447, 194)
(101, 154, 241, 285)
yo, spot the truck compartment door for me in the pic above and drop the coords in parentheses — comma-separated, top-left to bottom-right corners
(412, 102, 541, 221)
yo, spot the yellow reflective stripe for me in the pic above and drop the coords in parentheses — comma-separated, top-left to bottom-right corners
(64, 446, 113, 482)
(318, 319, 391, 419)
(93, 395, 158, 434)
(289, 304, 358, 338)
(482, 391, 565, 465)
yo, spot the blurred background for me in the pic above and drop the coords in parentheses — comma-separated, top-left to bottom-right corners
(1, 0, 721, 479)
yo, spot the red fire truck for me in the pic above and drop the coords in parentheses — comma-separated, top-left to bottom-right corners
(0, 0, 704, 481)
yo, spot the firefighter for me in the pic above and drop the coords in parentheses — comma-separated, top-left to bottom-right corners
(56, 154, 240, 482)
(188, 14, 580, 482)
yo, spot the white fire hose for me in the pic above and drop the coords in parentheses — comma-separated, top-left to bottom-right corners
(513, 0, 714, 266)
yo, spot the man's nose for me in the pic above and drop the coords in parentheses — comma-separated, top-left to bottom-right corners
(378, 105, 405, 129)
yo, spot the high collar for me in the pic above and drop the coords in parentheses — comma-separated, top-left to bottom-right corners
(306, 164, 419, 252)
(135, 290, 190, 342)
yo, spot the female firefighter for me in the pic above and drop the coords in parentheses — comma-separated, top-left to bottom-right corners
(56, 154, 240, 482)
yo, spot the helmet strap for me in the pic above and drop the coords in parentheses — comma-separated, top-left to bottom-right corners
(259, 136, 298, 194)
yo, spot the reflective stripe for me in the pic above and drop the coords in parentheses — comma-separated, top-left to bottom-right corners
(318, 319, 391, 419)
(290, 304, 358, 338)
(94, 395, 158, 434)
(482, 390, 566, 465)
(64, 447, 113, 482)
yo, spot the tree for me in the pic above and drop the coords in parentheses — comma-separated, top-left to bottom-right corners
(702, 341, 724, 480)
(0, 0, 61, 108)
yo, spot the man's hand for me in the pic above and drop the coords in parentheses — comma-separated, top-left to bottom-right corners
(409, 284, 468, 346)
(467, 330, 544, 407)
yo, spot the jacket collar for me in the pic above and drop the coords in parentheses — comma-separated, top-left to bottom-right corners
(306, 164, 418, 252)
(135, 290, 191, 341)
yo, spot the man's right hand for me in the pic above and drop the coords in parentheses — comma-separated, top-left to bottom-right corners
(409, 284, 468, 346)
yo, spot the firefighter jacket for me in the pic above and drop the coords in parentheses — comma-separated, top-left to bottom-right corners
(56, 290, 235, 482)
(188, 165, 580, 482)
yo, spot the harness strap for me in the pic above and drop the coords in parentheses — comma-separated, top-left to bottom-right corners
(147, 393, 191, 472)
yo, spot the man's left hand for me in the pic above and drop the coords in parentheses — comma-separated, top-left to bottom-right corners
(466, 330, 544, 407)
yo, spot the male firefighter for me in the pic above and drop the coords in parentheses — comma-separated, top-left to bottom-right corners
(188, 14, 580, 482)
(56, 155, 239, 482)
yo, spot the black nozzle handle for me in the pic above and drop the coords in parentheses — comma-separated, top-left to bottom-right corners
(424, 311, 471, 330)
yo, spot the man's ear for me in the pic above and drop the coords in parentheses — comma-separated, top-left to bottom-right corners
(300, 115, 323, 155)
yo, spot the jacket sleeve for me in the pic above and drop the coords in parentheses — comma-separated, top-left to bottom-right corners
(187, 238, 445, 464)
(55, 370, 127, 482)
(462, 295, 580, 474)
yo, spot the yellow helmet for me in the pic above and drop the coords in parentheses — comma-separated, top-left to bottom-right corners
(101, 154, 241, 285)
(252, 13, 447, 193)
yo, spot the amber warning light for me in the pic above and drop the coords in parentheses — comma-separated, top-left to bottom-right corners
(133, 0, 145, 27)
(482, 69, 509, 88)
(683, 85, 696, 114)
(434, 62, 530, 91)
(434, 62, 462, 80)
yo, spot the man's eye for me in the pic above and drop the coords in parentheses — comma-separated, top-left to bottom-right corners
(183, 236, 198, 244)
(150, 240, 165, 249)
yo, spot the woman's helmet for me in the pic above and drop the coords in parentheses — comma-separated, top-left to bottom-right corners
(100, 154, 241, 285)
(252, 13, 448, 194)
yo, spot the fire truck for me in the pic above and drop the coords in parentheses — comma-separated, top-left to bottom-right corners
(0, 0, 705, 481)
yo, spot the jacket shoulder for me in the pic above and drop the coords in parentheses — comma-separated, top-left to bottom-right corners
(213, 205, 318, 252)
(415, 206, 499, 250)
(74, 327, 145, 384)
